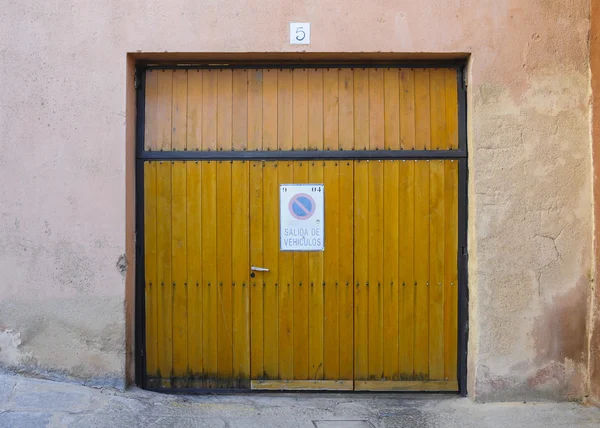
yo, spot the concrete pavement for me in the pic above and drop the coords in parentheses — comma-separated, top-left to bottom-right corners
(1, 373, 600, 427)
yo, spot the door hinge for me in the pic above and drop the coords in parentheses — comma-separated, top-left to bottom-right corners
(462, 72, 468, 90)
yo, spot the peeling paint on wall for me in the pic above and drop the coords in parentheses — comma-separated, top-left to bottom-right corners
(0, 328, 31, 367)
(116, 254, 127, 278)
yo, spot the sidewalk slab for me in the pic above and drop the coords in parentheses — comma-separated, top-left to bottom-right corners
(0, 373, 599, 428)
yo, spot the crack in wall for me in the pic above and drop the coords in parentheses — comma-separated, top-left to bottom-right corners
(534, 228, 565, 296)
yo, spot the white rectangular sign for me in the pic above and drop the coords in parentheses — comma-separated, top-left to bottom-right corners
(290, 22, 310, 45)
(280, 184, 324, 251)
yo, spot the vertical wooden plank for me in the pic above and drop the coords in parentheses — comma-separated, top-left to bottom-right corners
(368, 69, 385, 150)
(232, 70, 248, 152)
(398, 160, 415, 378)
(144, 162, 158, 377)
(263, 70, 278, 151)
(263, 161, 279, 379)
(156, 161, 173, 385)
(250, 160, 264, 379)
(368, 160, 384, 380)
(414, 70, 431, 150)
(171, 71, 188, 382)
(399, 69, 416, 150)
(172, 70, 188, 151)
(293, 161, 309, 379)
(202, 70, 218, 151)
(308, 70, 324, 380)
(308, 162, 324, 380)
(354, 74, 370, 390)
(278, 161, 294, 379)
(186, 71, 203, 151)
(187, 70, 203, 151)
(353, 69, 369, 151)
(293, 69, 309, 151)
(216, 162, 233, 388)
(144, 70, 158, 151)
(323, 161, 339, 380)
(413, 160, 430, 380)
(218, 70, 233, 152)
(430, 69, 446, 151)
(338, 69, 354, 151)
(338, 160, 354, 380)
(263, 70, 279, 380)
(232, 161, 250, 387)
(308, 69, 324, 150)
(324, 71, 340, 380)
(278, 70, 293, 151)
(354, 160, 369, 380)
(429, 160, 445, 381)
(383, 160, 399, 380)
(249, 74, 265, 385)
(429, 68, 447, 382)
(217, 70, 234, 387)
(248, 70, 263, 151)
(171, 161, 188, 381)
(232, 71, 249, 387)
(445, 69, 459, 150)
(157, 70, 173, 151)
(201, 70, 217, 387)
(292, 69, 309, 380)
(384, 69, 400, 150)
(430, 69, 448, 381)
(186, 161, 202, 384)
(201, 161, 218, 387)
(444, 160, 459, 381)
(323, 69, 339, 151)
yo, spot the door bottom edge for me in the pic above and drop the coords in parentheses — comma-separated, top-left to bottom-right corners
(354, 380, 459, 392)
(251, 380, 354, 391)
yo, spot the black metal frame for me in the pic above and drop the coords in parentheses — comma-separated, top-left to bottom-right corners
(139, 149, 466, 161)
(139, 59, 466, 70)
(456, 67, 469, 397)
(135, 67, 147, 389)
(134, 61, 469, 395)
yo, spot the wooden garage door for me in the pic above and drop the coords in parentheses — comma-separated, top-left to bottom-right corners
(141, 66, 461, 391)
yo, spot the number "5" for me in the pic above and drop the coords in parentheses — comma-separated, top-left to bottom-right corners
(290, 23, 310, 45)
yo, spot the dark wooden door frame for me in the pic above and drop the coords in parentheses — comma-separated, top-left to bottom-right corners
(134, 60, 469, 395)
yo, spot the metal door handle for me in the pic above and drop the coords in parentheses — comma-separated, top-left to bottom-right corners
(251, 266, 270, 272)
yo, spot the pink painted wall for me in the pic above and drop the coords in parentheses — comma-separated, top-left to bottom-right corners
(0, 0, 592, 399)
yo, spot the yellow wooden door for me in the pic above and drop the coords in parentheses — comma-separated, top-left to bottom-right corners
(346, 68, 460, 391)
(142, 66, 461, 391)
(249, 160, 354, 390)
(352, 159, 459, 391)
(143, 159, 354, 389)
(144, 160, 251, 389)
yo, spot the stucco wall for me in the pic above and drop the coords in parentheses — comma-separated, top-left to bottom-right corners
(591, 0, 600, 405)
(0, 0, 592, 399)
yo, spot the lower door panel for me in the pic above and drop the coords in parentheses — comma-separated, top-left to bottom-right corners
(143, 159, 458, 391)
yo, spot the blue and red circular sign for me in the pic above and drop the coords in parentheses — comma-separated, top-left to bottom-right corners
(288, 193, 316, 220)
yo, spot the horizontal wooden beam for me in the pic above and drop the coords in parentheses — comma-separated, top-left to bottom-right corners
(251, 380, 354, 391)
(354, 380, 458, 392)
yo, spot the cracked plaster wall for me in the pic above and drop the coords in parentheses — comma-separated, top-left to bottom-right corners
(0, 0, 593, 399)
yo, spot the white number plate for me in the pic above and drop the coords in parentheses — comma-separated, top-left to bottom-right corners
(290, 22, 310, 45)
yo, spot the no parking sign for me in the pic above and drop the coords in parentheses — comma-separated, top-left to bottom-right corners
(280, 184, 324, 251)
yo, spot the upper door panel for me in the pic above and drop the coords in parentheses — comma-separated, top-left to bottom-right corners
(143, 68, 459, 153)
